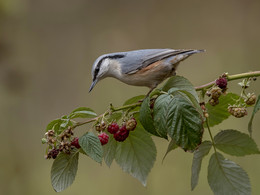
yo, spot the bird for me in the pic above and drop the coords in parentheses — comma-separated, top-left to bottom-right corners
(89, 49, 204, 95)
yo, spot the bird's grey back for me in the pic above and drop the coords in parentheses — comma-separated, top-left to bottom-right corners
(115, 49, 176, 74)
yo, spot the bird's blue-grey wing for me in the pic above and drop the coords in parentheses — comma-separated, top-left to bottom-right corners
(120, 49, 190, 74)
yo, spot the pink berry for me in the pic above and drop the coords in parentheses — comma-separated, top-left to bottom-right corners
(71, 137, 81, 149)
(216, 77, 227, 89)
(107, 122, 119, 134)
(113, 125, 129, 142)
(98, 132, 109, 145)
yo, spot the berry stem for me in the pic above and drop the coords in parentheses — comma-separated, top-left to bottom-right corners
(72, 102, 142, 130)
(205, 118, 217, 154)
(195, 71, 260, 91)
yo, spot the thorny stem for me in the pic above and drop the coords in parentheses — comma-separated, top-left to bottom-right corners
(195, 71, 260, 91)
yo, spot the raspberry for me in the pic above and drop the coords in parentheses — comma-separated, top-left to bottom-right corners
(71, 137, 81, 149)
(209, 98, 219, 106)
(47, 130, 55, 137)
(228, 106, 248, 118)
(51, 149, 59, 159)
(95, 124, 101, 132)
(216, 77, 228, 89)
(46, 148, 59, 159)
(113, 125, 129, 142)
(107, 122, 120, 134)
(100, 122, 107, 131)
(98, 132, 109, 145)
(210, 87, 222, 100)
(126, 118, 137, 131)
(245, 94, 257, 105)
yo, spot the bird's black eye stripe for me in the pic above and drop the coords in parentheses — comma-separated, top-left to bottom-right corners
(93, 54, 125, 80)
(107, 54, 125, 59)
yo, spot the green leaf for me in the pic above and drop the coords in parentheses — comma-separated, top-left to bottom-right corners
(248, 95, 260, 136)
(79, 132, 103, 163)
(51, 150, 79, 192)
(60, 119, 70, 128)
(103, 133, 118, 167)
(69, 107, 97, 119)
(139, 97, 167, 138)
(154, 94, 203, 151)
(162, 76, 199, 102)
(123, 95, 145, 105)
(46, 119, 62, 132)
(115, 126, 156, 186)
(214, 129, 260, 156)
(206, 93, 240, 127)
(162, 139, 178, 162)
(170, 89, 203, 117)
(191, 141, 212, 190)
(208, 152, 251, 195)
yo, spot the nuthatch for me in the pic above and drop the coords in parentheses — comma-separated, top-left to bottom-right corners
(89, 49, 204, 95)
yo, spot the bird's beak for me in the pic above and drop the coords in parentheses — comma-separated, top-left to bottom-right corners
(89, 79, 97, 92)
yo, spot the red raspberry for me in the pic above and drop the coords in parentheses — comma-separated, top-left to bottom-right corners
(126, 118, 137, 131)
(216, 77, 228, 89)
(107, 122, 119, 134)
(71, 137, 81, 149)
(98, 132, 109, 145)
(113, 125, 129, 142)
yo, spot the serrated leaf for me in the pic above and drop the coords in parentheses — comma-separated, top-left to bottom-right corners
(51, 150, 79, 192)
(214, 129, 260, 156)
(170, 89, 203, 117)
(46, 119, 62, 132)
(162, 76, 199, 102)
(123, 95, 145, 105)
(69, 107, 97, 119)
(248, 94, 260, 136)
(115, 126, 156, 186)
(139, 97, 167, 138)
(103, 133, 118, 167)
(206, 93, 240, 127)
(162, 139, 178, 162)
(208, 152, 251, 195)
(154, 94, 203, 151)
(191, 141, 212, 190)
(79, 132, 103, 163)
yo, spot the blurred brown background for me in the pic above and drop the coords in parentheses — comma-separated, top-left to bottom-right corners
(0, 0, 260, 194)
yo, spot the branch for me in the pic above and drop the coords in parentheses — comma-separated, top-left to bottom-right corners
(195, 71, 260, 91)
(72, 102, 142, 129)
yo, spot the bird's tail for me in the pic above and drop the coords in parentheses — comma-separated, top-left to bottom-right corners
(182, 49, 205, 56)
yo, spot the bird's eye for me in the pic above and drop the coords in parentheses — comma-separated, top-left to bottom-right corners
(95, 68, 99, 75)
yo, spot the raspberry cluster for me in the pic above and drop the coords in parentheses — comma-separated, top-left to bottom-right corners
(206, 76, 228, 106)
(44, 127, 84, 159)
(106, 118, 137, 142)
(206, 87, 222, 106)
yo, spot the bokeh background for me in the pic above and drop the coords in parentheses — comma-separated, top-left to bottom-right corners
(1, 0, 260, 194)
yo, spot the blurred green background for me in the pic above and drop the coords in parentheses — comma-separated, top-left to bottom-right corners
(1, 0, 260, 194)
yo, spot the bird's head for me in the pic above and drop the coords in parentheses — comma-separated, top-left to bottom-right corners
(89, 53, 125, 92)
